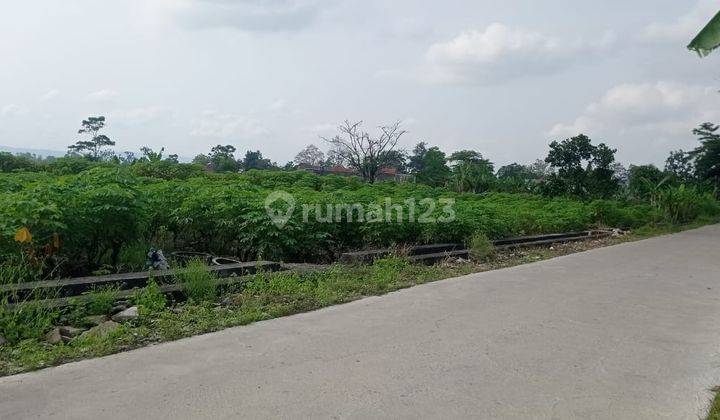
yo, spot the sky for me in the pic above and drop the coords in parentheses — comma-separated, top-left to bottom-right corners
(1, 0, 719, 167)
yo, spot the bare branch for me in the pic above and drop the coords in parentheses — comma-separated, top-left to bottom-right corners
(320, 120, 405, 182)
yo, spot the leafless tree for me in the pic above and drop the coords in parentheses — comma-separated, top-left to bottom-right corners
(322, 120, 406, 183)
(325, 144, 347, 167)
(294, 144, 326, 166)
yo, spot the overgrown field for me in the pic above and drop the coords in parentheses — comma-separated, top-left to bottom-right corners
(1, 167, 718, 280)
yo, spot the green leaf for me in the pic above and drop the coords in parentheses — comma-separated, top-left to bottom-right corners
(688, 11, 720, 57)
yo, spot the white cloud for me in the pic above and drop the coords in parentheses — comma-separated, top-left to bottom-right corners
(39, 89, 60, 102)
(172, 0, 331, 32)
(190, 110, 269, 139)
(302, 123, 336, 134)
(112, 106, 171, 125)
(85, 89, 120, 102)
(1, 104, 29, 117)
(549, 81, 720, 143)
(267, 98, 299, 116)
(421, 23, 615, 84)
(642, 0, 718, 42)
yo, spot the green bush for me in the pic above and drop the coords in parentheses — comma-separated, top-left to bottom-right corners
(653, 185, 720, 224)
(466, 232, 494, 262)
(0, 169, 716, 278)
(83, 284, 120, 315)
(370, 257, 410, 291)
(0, 292, 59, 344)
(589, 200, 662, 229)
(175, 260, 217, 303)
(132, 280, 166, 315)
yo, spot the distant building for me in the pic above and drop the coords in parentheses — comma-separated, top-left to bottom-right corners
(297, 164, 414, 183)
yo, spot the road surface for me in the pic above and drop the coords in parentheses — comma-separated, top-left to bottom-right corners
(2, 225, 720, 419)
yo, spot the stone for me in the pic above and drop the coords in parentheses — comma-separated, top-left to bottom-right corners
(110, 304, 128, 315)
(82, 315, 108, 327)
(59, 326, 85, 338)
(0, 335, 7, 346)
(45, 328, 62, 345)
(111, 306, 139, 322)
(80, 321, 121, 339)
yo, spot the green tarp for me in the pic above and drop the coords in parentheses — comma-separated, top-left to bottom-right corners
(688, 10, 720, 57)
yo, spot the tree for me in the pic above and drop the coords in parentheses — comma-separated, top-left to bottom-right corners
(324, 144, 347, 166)
(448, 150, 485, 164)
(67, 116, 115, 160)
(627, 164, 666, 200)
(497, 163, 535, 181)
(322, 120, 406, 183)
(542, 134, 619, 198)
(0, 152, 37, 172)
(209, 145, 239, 172)
(140, 147, 165, 162)
(589, 143, 621, 198)
(192, 154, 211, 166)
(447, 150, 495, 193)
(241, 150, 274, 171)
(294, 144, 325, 167)
(690, 122, 720, 189)
(450, 160, 495, 193)
(665, 150, 694, 182)
(527, 159, 552, 179)
(495, 162, 540, 193)
(408, 142, 450, 187)
(117, 151, 137, 165)
(383, 149, 409, 173)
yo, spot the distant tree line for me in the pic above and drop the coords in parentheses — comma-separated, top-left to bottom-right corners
(2, 116, 718, 200)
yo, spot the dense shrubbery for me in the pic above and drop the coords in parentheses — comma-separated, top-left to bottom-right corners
(2, 166, 715, 280)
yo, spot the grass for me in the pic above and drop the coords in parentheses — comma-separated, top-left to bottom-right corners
(131, 279, 166, 315)
(0, 258, 476, 375)
(83, 284, 121, 316)
(0, 219, 717, 378)
(708, 390, 720, 420)
(466, 231, 495, 262)
(174, 259, 217, 303)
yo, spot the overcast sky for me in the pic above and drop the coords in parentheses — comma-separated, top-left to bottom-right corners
(1, 0, 719, 167)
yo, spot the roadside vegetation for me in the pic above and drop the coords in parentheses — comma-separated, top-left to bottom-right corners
(709, 391, 720, 420)
(0, 227, 702, 377)
(0, 221, 713, 376)
(0, 116, 719, 376)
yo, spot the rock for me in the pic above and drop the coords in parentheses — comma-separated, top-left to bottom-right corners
(80, 321, 121, 339)
(111, 306, 139, 322)
(0, 335, 7, 346)
(171, 307, 184, 315)
(59, 326, 85, 338)
(110, 304, 128, 315)
(45, 328, 62, 344)
(82, 315, 108, 327)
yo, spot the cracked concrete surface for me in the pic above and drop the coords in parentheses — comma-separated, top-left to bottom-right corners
(1, 225, 720, 419)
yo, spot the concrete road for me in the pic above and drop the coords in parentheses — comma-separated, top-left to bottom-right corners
(2, 226, 720, 419)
